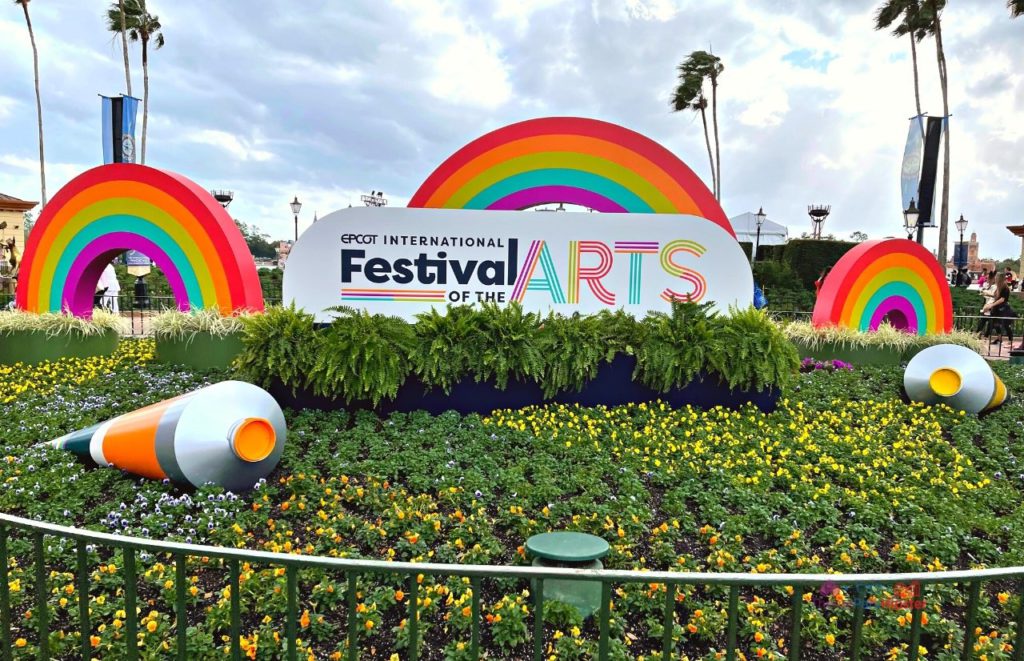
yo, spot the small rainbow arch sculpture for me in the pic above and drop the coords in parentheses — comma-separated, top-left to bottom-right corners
(16, 164, 263, 317)
(408, 116, 733, 236)
(812, 238, 952, 335)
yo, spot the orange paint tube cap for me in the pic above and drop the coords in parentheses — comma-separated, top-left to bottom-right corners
(229, 417, 277, 463)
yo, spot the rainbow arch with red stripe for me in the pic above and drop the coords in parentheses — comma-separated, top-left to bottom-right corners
(16, 164, 264, 317)
(408, 117, 732, 236)
(812, 239, 952, 335)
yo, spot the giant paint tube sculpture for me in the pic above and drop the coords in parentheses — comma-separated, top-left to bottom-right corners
(44, 381, 286, 491)
(904, 344, 1007, 415)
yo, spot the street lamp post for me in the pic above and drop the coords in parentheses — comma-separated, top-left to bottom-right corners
(753, 207, 766, 263)
(955, 213, 969, 285)
(903, 198, 920, 242)
(290, 196, 302, 242)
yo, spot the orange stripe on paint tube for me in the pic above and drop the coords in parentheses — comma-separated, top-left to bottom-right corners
(99, 394, 185, 479)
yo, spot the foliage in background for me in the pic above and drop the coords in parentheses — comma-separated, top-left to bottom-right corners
(150, 308, 248, 340)
(782, 320, 985, 352)
(114, 265, 283, 306)
(537, 310, 639, 397)
(234, 304, 317, 393)
(780, 238, 858, 289)
(0, 309, 125, 337)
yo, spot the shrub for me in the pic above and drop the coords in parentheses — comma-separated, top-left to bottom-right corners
(311, 307, 415, 404)
(234, 304, 318, 393)
(536, 310, 639, 397)
(781, 239, 857, 288)
(711, 307, 800, 391)
(633, 302, 721, 392)
(0, 309, 125, 337)
(465, 303, 545, 390)
(411, 305, 482, 394)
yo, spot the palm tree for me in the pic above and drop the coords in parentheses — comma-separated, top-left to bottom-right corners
(106, 0, 133, 96)
(1011, 0, 1023, 17)
(671, 51, 724, 200)
(923, 0, 951, 267)
(874, 0, 930, 120)
(110, 0, 163, 164)
(14, 0, 46, 207)
(671, 72, 716, 199)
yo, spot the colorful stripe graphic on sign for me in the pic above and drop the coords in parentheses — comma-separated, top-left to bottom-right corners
(408, 117, 732, 236)
(659, 240, 707, 303)
(812, 238, 952, 335)
(341, 288, 447, 302)
(614, 241, 659, 305)
(511, 240, 566, 304)
(16, 164, 263, 317)
(567, 241, 615, 305)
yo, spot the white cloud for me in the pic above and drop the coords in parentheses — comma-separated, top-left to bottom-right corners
(184, 130, 274, 163)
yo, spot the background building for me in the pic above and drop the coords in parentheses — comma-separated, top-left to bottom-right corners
(0, 193, 38, 296)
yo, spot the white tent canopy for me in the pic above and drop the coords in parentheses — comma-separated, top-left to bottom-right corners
(729, 212, 789, 260)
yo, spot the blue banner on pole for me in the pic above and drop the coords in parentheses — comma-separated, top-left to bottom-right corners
(120, 96, 139, 163)
(100, 94, 140, 164)
(900, 115, 925, 212)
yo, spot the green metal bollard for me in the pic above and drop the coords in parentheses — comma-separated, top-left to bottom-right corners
(526, 532, 610, 618)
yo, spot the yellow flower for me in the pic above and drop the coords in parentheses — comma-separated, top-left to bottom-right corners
(14, 639, 26, 648)
(825, 633, 836, 645)
(147, 620, 158, 633)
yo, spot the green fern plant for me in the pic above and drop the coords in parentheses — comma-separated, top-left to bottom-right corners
(634, 301, 720, 392)
(311, 307, 415, 404)
(411, 305, 481, 393)
(711, 307, 799, 391)
(470, 302, 544, 390)
(234, 304, 318, 393)
(537, 311, 637, 397)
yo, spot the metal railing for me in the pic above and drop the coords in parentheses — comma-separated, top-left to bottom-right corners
(2, 512, 1024, 661)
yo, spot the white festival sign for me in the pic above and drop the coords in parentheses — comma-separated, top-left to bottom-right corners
(283, 207, 753, 322)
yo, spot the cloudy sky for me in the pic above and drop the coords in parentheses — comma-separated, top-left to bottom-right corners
(1, 0, 1022, 259)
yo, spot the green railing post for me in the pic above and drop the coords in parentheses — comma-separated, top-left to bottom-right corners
(850, 586, 865, 661)
(1015, 578, 1024, 661)
(598, 581, 611, 661)
(788, 590, 802, 661)
(908, 585, 923, 661)
(76, 540, 89, 661)
(532, 578, 544, 661)
(286, 566, 297, 661)
(123, 547, 137, 661)
(229, 558, 241, 661)
(661, 583, 676, 660)
(32, 532, 48, 660)
(961, 580, 981, 661)
(346, 572, 358, 661)
(175, 553, 187, 661)
(0, 525, 11, 659)
(408, 575, 420, 661)
(726, 585, 739, 661)
(470, 576, 481, 660)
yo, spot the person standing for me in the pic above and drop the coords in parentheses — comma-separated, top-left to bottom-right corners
(96, 261, 121, 313)
(981, 273, 1014, 345)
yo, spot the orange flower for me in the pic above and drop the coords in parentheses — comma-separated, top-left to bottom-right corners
(395, 590, 405, 602)
(300, 610, 311, 629)
(90, 635, 101, 648)
(462, 606, 472, 618)
(365, 619, 374, 630)
(687, 624, 698, 634)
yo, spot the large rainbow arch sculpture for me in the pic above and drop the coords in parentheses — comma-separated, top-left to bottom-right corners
(812, 239, 952, 335)
(17, 164, 264, 317)
(408, 117, 733, 236)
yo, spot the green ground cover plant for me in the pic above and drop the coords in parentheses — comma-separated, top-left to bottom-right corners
(0, 309, 125, 338)
(0, 339, 1023, 658)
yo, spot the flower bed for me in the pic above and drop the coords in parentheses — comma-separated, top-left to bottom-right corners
(0, 310, 125, 365)
(1, 351, 1024, 658)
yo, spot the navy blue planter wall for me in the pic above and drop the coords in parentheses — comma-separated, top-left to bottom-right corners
(269, 354, 779, 416)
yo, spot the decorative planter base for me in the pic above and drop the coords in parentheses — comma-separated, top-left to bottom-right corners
(155, 333, 244, 370)
(0, 330, 119, 365)
(794, 340, 925, 366)
(268, 354, 780, 415)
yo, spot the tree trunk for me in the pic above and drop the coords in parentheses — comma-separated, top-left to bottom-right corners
(932, 1, 950, 267)
(119, 0, 132, 96)
(698, 99, 717, 199)
(710, 72, 721, 202)
(141, 33, 149, 165)
(21, 2, 46, 208)
(909, 31, 923, 121)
